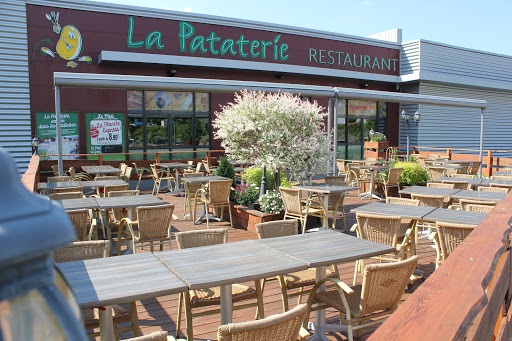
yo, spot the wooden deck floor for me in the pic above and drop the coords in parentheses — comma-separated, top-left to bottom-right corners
(97, 186, 436, 341)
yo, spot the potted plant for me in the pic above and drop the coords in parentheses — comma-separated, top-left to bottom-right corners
(364, 131, 389, 159)
(233, 184, 259, 209)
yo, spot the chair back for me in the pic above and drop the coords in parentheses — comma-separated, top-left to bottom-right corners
(69, 166, 77, 179)
(48, 175, 72, 182)
(359, 256, 419, 317)
(184, 181, 203, 199)
(355, 212, 402, 247)
(109, 190, 140, 222)
(415, 157, 427, 168)
(324, 177, 348, 207)
(52, 186, 83, 194)
(183, 172, 203, 177)
(428, 166, 446, 182)
(426, 182, 453, 188)
(207, 179, 233, 204)
(386, 197, 419, 206)
(51, 165, 60, 176)
(410, 193, 445, 208)
(53, 240, 110, 263)
(123, 166, 133, 182)
(119, 163, 127, 175)
(176, 228, 228, 249)
(459, 199, 496, 211)
(66, 209, 91, 241)
(279, 187, 304, 216)
(466, 204, 494, 213)
(386, 147, 398, 161)
(441, 180, 469, 190)
(490, 175, 512, 180)
(202, 159, 213, 174)
(104, 184, 129, 197)
(451, 174, 475, 179)
(324, 176, 347, 186)
(457, 162, 471, 174)
(387, 168, 403, 185)
(256, 220, 298, 239)
(137, 204, 175, 241)
(217, 303, 307, 341)
(95, 176, 119, 181)
(436, 222, 476, 261)
(468, 161, 481, 175)
(49, 192, 84, 200)
(150, 164, 160, 178)
(336, 159, 347, 175)
(478, 186, 509, 193)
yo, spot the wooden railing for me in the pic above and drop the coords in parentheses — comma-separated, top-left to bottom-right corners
(369, 192, 512, 340)
(20, 154, 40, 192)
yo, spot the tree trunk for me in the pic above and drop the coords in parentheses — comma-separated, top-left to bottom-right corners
(274, 169, 281, 190)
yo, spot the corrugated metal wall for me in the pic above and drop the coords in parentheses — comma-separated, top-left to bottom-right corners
(398, 84, 420, 155)
(0, 0, 31, 174)
(401, 40, 421, 76)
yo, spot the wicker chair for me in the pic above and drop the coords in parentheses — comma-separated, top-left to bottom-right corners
(452, 162, 471, 174)
(350, 213, 414, 285)
(48, 175, 72, 182)
(430, 222, 476, 268)
(106, 190, 140, 234)
(478, 186, 509, 193)
(132, 162, 153, 191)
(201, 159, 217, 175)
(95, 175, 120, 181)
(256, 220, 338, 312)
(65, 209, 97, 241)
(468, 161, 481, 175)
(279, 187, 327, 233)
(450, 174, 476, 179)
(427, 166, 446, 182)
(122, 166, 133, 183)
(102, 184, 129, 198)
(375, 167, 403, 199)
(321, 176, 349, 230)
(68, 167, 94, 181)
(427, 182, 454, 189)
(489, 182, 512, 192)
(183, 179, 203, 221)
(336, 159, 348, 179)
(347, 163, 371, 194)
(441, 180, 470, 190)
(53, 240, 140, 340)
(304, 256, 419, 341)
(466, 203, 494, 213)
(51, 164, 60, 176)
(49, 191, 84, 200)
(194, 179, 233, 229)
(411, 193, 445, 208)
(218, 303, 310, 341)
(117, 204, 175, 254)
(386, 147, 398, 161)
(459, 199, 496, 211)
(386, 197, 420, 244)
(150, 164, 176, 195)
(174, 228, 264, 341)
(125, 331, 183, 341)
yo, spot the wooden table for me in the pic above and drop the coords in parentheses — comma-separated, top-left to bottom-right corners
(422, 208, 487, 225)
(451, 190, 507, 203)
(354, 165, 388, 200)
(58, 252, 187, 341)
(258, 230, 395, 340)
(155, 239, 308, 325)
(155, 162, 191, 195)
(82, 165, 122, 175)
(293, 183, 358, 229)
(399, 185, 461, 197)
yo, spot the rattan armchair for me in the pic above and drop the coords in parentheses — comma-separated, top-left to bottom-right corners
(100, 183, 129, 198)
(117, 203, 175, 254)
(279, 186, 327, 233)
(132, 162, 153, 191)
(427, 166, 446, 182)
(385, 197, 420, 244)
(322, 176, 349, 230)
(441, 179, 470, 190)
(183, 177, 203, 221)
(106, 190, 140, 234)
(48, 175, 72, 182)
(150, 164, 176, 195)
(429, 222, 476, 268)
(450, 174, 476, 179)
(336, 159, 348, 179)
(256, 220, 338, 312)
(478, 186, 509, 193)
(375, 167, 403, 199)
(49, 191, 84, 200)
(174, 228, 264, 341)
(194, 179, 233, 228)
(65, 208, 97, 241)
(466, 203, 494, 213)
(459, 199, 496, 211)
(411, 193, 445, 208)
(69, 166, 94, 181)
(304, 256, 418, 341)
(468, 161, 481, 175)
(347, 163, 371, 193)
(218, 303, 310, 341)
(53, 240, 140, 339)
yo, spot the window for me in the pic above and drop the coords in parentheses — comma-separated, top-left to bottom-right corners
(127, 91, 211, 160)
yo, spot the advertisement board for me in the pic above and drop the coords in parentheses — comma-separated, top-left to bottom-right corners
(86, 113, 125, 160)
(35, 112, 79, 160)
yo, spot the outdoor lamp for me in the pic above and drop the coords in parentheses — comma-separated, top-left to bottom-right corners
(0, 148, 87, 340)
(31, 136, 40, 155)
(414, 110, 421, 123)
(401, 109, 410, 121)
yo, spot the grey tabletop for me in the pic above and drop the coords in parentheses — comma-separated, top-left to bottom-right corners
(181, 175, 229, 183)
(490, 171, 512, 177)
(155, 240, 308, 290)
(451, 190, 507, 202)
(350, 202, 436, 220)
(57, 252, 187, 309)
(37, 181, 81, 190)
(60, 197, 100, 210)
(399, 185, 461, 197)
(430, 164, 462, 169)
(480, 179, 512, 186)
(354, 165, 389, 170)
(94, 194, 165, 209)
(79, 179, 128, 188)
(436, 176, 482, 185)
(82, 165, 122, 175)
(293, 183, 358, 194)
(422, 208, 487, 225)
(445, 160, 472, 164)
(155, 162, 191, 169)
(256, 230, 395, 268)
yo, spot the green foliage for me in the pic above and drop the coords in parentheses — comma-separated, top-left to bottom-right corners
(242, 168, 291, 190)
(215, 156, 236, 181)
(259, 190, 284, 214)
(370, 132, 387, 142)
(233, 184, 259, 206)
(393, 161, 429, 186)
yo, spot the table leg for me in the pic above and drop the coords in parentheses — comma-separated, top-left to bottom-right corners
(127, 209, 134, 254)
(98, 305, 115, 341)
(322, 194, 329, 230)
(220, 284, 232, 325)
(306, 266, 330, 341)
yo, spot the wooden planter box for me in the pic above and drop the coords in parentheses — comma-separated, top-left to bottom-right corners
(224, 203, 284, 233)
(364, 141, 389, 159)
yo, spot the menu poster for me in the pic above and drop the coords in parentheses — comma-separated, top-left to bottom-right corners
(86, 113, 125, 160)
(35, 112, 79, 160)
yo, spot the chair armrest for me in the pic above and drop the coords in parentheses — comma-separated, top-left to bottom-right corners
(299, 327, 311, 340)
(350, 223, 358, 232)
(428, 231, 438, 241)
(87, 218, 98, 240)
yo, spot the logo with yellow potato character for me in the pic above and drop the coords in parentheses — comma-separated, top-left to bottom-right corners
(37, 11, 91, 68)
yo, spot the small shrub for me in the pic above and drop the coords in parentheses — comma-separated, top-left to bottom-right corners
(394, 161, 429, 186)
(233, 184, 259, 206)
(215, 156, 236, 181)
(242, 168, 291, 189)
(370, 131, 387, 142)
(259, 190, 284, 214)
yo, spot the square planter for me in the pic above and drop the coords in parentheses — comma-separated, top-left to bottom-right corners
(224, 203, 284, 233)
(364, 141, 389, 159)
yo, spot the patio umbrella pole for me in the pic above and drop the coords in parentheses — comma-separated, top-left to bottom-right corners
(55, 85, 63, 176)
(260, 166, 267, 198)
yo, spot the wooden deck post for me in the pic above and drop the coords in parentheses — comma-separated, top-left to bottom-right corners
(486, 150, 493, 177)
(98, 154, 103, 165)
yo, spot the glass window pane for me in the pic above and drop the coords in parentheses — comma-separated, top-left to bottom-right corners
(128, 151, 145, 161)
(363, 119, 377, 141)
(336, 99, 346, 116)
(379, 102, 387, 117)
(196, 118, 210, 146)
(195, 93, 210, 113)
(145, 91, 193, 111)
(127, 90, 143, 111)
(147, 118, 169, 146)
(337, 144, 346, 159)
(172, 148, 194, 160)
(128, 117, 144, 148)
(337, 117, 346, 143)
(347, 119, 361, 143)
(348, 145, 362, 160)
(147, 149, 171, 161)
(173, 118, 193, 145)
(348, 100, 377, 116)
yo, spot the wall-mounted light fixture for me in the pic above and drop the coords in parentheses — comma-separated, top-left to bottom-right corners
(168, 68, 177, 77)
(276, 74, 285, 79)
(414, 110, 421, 123)
(361, 83, 369, 89)
(31, 136, 40, 155)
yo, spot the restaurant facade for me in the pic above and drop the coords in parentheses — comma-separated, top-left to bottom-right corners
(2, 0, 512, 172)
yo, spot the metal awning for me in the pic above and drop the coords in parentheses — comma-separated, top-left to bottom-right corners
(53, 72, 488, 176)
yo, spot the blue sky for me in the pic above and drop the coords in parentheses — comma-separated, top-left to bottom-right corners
(88, 0, 512, 56)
